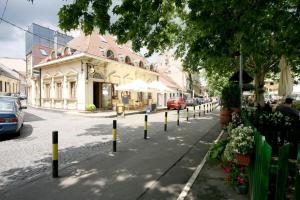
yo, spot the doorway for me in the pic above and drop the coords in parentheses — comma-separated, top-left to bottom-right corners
(93, 82, 113, 110)
(93, 82, 100, 108)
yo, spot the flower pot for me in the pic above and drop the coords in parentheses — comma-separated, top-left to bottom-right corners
(231, 107, 241, 113)
(220, 108, 232, 126)
(235, 184, 248, 194)
(235, 154, 251, 166)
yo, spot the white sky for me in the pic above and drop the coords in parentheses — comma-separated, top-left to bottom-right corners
(0, 0, 159, 63)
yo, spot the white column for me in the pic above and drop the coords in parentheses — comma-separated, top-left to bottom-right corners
(77, 70, 86, 110)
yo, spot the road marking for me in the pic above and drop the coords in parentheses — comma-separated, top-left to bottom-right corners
(177, 130, 224, 200)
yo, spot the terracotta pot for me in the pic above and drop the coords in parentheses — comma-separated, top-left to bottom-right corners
(231, 107, 241, 113)
(220, 108, 232, 126)
(235, 153, 251, 166)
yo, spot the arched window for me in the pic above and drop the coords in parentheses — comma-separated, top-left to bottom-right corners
(125, 56, 131, 64)
(139, 61, 144, 68)
(150, 64, 154, 71)
(50, 51, 56, 59)
(106, 50, 114, 58)
(63, 47, 70, 56)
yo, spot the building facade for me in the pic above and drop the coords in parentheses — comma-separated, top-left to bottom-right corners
(158, 50, 204, 98)
(0, 63, 20, 94)
(33, 31, 158, 111)
(25, 23, 73, 106)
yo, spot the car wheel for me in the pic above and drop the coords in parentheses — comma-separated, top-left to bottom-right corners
(167, 107, 170, 110)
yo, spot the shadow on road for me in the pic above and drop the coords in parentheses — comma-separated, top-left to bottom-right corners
(24, 111, 45, 122)
(0, 124, 33, 142)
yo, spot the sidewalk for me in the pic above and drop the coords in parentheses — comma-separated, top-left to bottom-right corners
(185, 160, 249, 200)
(29, 105, 167, 118)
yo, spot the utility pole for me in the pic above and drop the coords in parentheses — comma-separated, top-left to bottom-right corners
(239, 44, 243, 108)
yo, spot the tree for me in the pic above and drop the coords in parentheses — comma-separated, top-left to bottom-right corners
(57, 0, 300, 104)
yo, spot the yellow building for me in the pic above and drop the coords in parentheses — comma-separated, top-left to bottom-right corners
(0, 63, 21, 94)
(31, 31, 159, 111)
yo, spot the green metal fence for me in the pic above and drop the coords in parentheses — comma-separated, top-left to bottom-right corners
(249, 132, 300, 200)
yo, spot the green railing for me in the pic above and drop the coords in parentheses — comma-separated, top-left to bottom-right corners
(248, 131, 300, 200)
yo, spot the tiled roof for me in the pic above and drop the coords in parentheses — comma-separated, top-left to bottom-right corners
(0, 63, 20, 80)
(40, 30, 148, 67)
(0, 57, 26, 73)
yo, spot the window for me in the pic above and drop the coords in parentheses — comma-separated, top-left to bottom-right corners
(70, 82, 76, 99)
(148, 92, 152, 99)
(56, 83, 62, 99)
(45, 84, 50, 98)
(40, 48, 48, 56)
(112, 84, 118, 99)
(107, 50, 114, 58)
(0, 81, 2, 92)
(139, 61, 144, 68)
(125, 56, 131, 64)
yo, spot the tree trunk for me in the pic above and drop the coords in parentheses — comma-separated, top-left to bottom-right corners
(254, 68, 265, 106)
(188, 72, 193, 96)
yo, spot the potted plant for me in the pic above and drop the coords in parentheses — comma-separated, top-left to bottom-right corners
(230, 125, 255, 166)
(220, 84, 241, 126)
(86, 104, 96, 112)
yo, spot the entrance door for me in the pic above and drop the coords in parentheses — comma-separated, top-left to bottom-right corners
(101, 83, 112, 110)
(93, 82, 100, 108)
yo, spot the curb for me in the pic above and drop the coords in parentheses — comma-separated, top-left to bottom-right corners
(177, 129, 224, 200)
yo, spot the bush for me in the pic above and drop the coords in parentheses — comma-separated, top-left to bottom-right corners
(86, 104, 96, 111)
(221, 83, 241, 108)
(293, 100, 300, 111)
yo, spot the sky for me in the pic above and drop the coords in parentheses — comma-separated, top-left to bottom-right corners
(0, 0, 159, 63)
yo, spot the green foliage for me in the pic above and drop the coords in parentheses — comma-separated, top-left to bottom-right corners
(292, 100, 300, 111)
(208, 139, 229, 161)
(221, 84, 241, 108)
(57, 0, 300, 81)
(86, 104, 96, 111)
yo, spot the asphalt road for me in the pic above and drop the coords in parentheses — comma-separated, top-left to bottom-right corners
(0, 106, 220, 199)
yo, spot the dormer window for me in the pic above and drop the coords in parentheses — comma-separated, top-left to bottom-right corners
(50, 51, 56, 59)
(63, 47, 70, 56)
(107, 50, 114, 58)
(150, 64, 154, 71)
(139, 61, 144, 68)
(125, 56, 131, 64)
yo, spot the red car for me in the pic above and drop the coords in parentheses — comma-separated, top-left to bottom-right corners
(167, 97, 187, 110)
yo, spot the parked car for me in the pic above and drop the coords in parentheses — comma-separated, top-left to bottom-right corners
(195, 97, 205, 105)
(167, 97, 186, 110)
(0, 96, 26, 137)
(186, 97, 196, 106)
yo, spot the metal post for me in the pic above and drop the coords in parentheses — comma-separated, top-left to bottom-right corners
(177, 109, 179, 126)
(240, 44, 243, 108)
(164, 112, 167, 132)
(144, 115, 148, 139)
(186, 108, 189, 121)
(52, 131, 58, 178)
(193, 105, 195, 118)
(112, 120, 117, 152)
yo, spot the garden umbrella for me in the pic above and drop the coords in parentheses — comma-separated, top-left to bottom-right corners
(115, 80, 149, 92)
(278, 56, 293, 97)
(148, 81, 174, 93)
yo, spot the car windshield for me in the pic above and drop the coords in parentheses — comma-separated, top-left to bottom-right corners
(0, 101, 14, 112)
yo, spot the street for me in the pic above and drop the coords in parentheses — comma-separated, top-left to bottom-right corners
(0, 106, 220, 199)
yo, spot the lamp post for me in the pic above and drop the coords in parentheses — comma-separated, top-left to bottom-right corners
(239, 44, 243, 108)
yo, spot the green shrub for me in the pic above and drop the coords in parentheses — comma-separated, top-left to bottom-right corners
(86, 104, 96, 111)
(208, 139, 229, 160)
(221, 83, 241, 108)
(293, 100, 300, 111)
